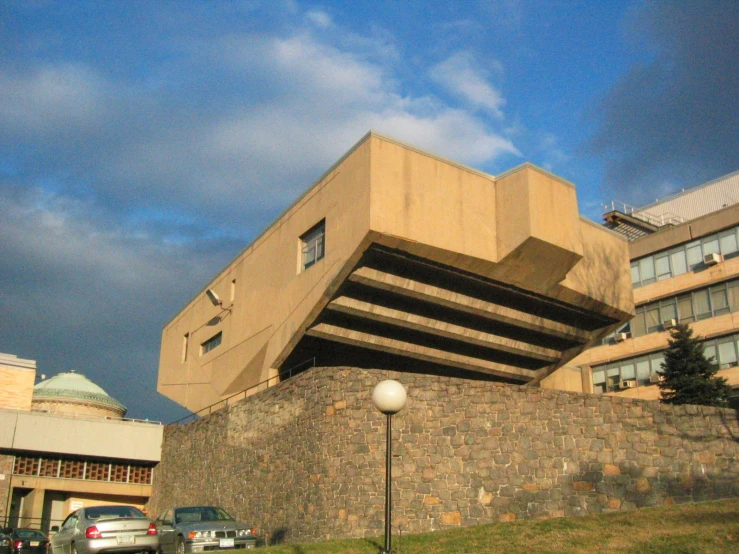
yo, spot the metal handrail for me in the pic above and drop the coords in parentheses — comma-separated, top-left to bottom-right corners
(170, 357, 316, 424)
(603, 200, 685, 227)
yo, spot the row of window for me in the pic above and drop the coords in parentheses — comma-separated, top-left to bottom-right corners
(631, 224, 739, 288)
(603, 278, 739, 344)
(593, 331, 739, 393)
(13, 455, 154, 484)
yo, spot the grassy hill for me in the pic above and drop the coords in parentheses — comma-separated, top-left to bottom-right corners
(258, 498, 739, 553)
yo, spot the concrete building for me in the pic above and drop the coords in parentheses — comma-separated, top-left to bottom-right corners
(158, 131, 634, 414)
(0, 353, 163, 531)
(568, 170, 739, 405)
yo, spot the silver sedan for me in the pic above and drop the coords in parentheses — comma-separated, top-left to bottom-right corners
(153, 507, 258, 553)
(50, 505, 159, 554)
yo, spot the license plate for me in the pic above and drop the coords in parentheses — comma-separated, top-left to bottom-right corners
(117, 536, 134, 545)
(30, 543, 39, 547)
(219, 539, 234, 548)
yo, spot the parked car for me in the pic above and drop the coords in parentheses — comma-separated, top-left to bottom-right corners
(9, 529, 48, 554)
(154, 506, 259, 553)
(49, 505, 158, 554)
(0, 532, 11, 554)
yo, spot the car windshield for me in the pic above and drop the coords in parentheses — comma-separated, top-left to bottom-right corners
(15, 531, 45, 540)
(174, 507, 233, 524)
(85, 506, 145, 520)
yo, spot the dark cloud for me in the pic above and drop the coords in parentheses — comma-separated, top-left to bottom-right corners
(588, 0, 739, 206)
(0, 185, 244, 421)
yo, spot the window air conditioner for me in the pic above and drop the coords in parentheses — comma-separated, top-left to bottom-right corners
(614, 332, 629, 343)
(649, 374, 665, 384)
(703, 252, 722, 266)
(620, 380, 637, 389)
(663, 318, 677, 329)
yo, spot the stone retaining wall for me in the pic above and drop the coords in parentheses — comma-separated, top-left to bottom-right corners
(149, 367, 739, 543)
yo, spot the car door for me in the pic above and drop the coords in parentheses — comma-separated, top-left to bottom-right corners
(51, 512, 79, 554)
(154, 510, 175, 554)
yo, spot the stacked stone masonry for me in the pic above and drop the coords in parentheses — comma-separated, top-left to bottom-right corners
(149, 367, 739, 544)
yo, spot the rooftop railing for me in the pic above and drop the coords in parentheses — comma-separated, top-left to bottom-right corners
(603, 200, 685, 228)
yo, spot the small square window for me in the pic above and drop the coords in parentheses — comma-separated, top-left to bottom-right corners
(300, 220, 325, 271)
(201, 332, 222, 355)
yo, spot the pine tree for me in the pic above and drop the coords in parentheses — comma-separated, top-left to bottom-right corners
(658, 323, 732, 407)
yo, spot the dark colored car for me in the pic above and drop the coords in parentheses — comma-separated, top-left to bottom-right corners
(0, 532, 11, 554)
(154, 506, 259, 553)
(9, 530, 48, 554)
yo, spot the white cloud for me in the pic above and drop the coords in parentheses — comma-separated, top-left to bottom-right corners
(429, 51, 506, 117)
(0, 64, 109, 133)
(305, 10, 332, 28)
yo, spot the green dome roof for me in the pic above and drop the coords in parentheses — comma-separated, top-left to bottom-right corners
(33, 371, 127, 413)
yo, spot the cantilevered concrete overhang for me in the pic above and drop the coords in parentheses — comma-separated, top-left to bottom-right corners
(158, 132, 634, 414)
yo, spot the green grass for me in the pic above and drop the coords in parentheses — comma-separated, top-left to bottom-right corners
(251, 498, 739, 553)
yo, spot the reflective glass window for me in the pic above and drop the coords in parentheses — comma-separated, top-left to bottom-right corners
(636, 358, 651, 381)
(646, 307, 661, 332)
(639, 257, 655, 285)
(670, 248, 688, 276)
(702, 235, 720, 256)
(720, 229, 738, 255)
(718, 339, 737, 368)
(660, 299, 677, 322)
(686, 241, 703, 268)
(711, 285, 730, 315)
(678, 295, 694, 322)
(621, 362, 635, 380)
(655, 253, 671, 280)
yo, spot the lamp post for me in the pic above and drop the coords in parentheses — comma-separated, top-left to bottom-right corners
(372, 380, 407, 554)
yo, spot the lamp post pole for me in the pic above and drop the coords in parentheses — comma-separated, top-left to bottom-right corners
(372, 380, 407, 554)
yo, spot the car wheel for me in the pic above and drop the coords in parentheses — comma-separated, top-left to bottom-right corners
(175, 537, 185, 554)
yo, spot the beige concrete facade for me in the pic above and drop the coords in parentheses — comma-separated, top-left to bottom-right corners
(566, 177, 739, 402)
(0, 354, 36, 411)
(159, 132, 634, 414)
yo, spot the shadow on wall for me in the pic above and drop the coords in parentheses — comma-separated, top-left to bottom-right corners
(719, 410, 739, 445)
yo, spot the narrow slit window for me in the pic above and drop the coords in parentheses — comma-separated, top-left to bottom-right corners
(182, 333, 189, 363)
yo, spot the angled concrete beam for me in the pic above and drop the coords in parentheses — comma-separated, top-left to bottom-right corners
(306, 322, 535, 382)
(348, 266, 590, 343)
(327, 296, 560, 363)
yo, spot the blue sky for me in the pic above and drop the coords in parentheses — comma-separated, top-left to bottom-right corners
(1, 0, 737, 422)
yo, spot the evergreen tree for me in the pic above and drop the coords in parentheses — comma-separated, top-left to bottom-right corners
(658, 323, 732, 407)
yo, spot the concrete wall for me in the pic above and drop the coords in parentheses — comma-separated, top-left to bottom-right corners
(0, 354, 36, 411)
(149, 367, 739, 544)
(0, 410, 163, 462)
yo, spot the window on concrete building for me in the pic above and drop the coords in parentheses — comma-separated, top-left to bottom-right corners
(201, 331, 222, 355)
(300, 219, 325, 271)
(626, 279, 739, 342)
(593, 331, 739, 393)
(631, 224, 739, 288)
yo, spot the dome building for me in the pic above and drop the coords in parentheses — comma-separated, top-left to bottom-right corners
(0, 354, 162, 533)
(32, 371, 127, 419)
